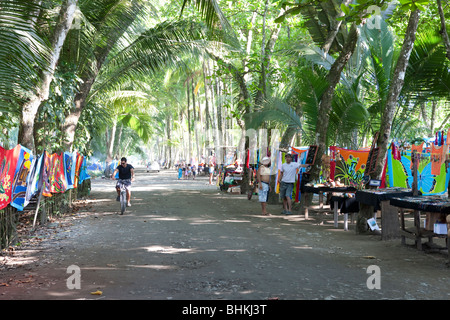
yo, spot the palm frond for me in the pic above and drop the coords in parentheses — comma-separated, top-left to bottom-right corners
(244, 97, 303, 132)
(362, 19, 395, 105)
(0, 0, 50, 104)
(91, 20, 206, 98)
(404, 27, 450, 100)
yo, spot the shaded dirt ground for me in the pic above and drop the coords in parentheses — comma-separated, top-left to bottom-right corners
(1, 168, 449, 301)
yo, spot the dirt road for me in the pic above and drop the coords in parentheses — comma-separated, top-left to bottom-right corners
(1, 168, 449, 301)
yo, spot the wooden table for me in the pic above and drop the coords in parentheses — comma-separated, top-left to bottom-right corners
(390, 196, 449, 261)
(330, 195, 359, 231)
(355, 188, 416, 240)
(301, 185, 357, 219)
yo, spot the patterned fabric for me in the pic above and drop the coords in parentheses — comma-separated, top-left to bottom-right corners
(386, 150, 450, 196)
(330, 146, 369, 187)
(0, 143, 91, 211)
(10, 146, 33, 211)
(0, 145, 21, 210)
(24, 153, 44, 206)
(64, 152, 76, 189)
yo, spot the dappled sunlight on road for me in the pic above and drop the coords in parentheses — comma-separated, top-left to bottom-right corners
(140, 245, 195, 254)
(126, 264, 178, 270)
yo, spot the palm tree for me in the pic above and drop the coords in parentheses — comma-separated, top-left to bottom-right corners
(17, 0, 78, 152)
(0, 0, 52, 147)
(60, 0, 229, 153)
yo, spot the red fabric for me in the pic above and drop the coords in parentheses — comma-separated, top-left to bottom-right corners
(49, 153, 67, 193)
(0, 145, 21, 209)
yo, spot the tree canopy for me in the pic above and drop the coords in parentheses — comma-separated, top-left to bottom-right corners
(0, 0, 448, 176)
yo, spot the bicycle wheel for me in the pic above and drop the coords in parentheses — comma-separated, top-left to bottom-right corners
(120, 190, 126, 215)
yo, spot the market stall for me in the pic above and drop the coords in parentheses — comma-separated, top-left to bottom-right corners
(355, 188, 417, 239)
(389, 195, 449, 261)
(329, 194, 359, 230)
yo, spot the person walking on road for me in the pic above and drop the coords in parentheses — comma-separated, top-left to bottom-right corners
(277, 153, 308, 215)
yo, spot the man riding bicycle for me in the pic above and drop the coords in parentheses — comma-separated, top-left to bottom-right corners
(111, 157, 135, 207)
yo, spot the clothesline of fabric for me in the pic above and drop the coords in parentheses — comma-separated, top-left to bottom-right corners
(0, 144, 90, 212)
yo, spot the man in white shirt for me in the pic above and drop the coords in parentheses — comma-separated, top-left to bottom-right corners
(277, 153, 309, 215)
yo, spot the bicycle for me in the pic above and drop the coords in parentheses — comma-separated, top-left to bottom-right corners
(117, 179, 127, 215)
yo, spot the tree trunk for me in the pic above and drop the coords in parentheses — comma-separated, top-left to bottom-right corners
(106, 118, 117, 163)
(192, 78, 200, 162)
(255, 24, 281, 107)
(309, 23, 359, 181)
(203, 61, 211, 147)
(186, 78, 192, 162)
(437, 0, 450, 61)
(62, 78, 93, 151)
(62, 1, 140, 152)
(166, 103, 172, 168)
(18, 0, 77, 152)
(321, 0, 352, 54)
(430, 100, 437, 134)
(374, 9, 420, 180)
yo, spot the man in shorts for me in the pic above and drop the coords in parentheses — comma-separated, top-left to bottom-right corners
(112, 157, 135, 207)
(278, 153, 309, 215)
(257, 156, 272, 215)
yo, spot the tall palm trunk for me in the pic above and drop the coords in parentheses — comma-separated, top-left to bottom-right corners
(437, 0, 450, 60)
(309, 23, 359, 181)
(374, 9, 421, 180)
(18, 0, 77, 152)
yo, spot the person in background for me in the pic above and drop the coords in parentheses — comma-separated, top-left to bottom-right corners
(192, 164, 196, 180)
(208, 161, 215, 185)
(277, 153, 309, 215)
(257, 156, 272, 216)
(178, 162, 183, 180)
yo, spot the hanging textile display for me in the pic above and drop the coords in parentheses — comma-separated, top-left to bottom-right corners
(10, 146, 33, 211)
(0, 143, 91, 210)
(391, 141, 401, 160)
(24, 152, 45, 206)
(386, 149, 449, 195)
(0, 145, 21, 210)
(79, 156, 91, 183)
(410, 142, 424, 169)
(330, 146, 369, 187)
(430, 144, 444, 176)
(41, 152, 67, 196)
(291, 147, 308, 202)
(274, 151, 284, 194)
(64, 152, 76, 190)
(42, 151, 54, 197)
(49, 152, 67, 193)
(73, 153, 83, 188)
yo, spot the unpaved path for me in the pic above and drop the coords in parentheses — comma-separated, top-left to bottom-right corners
(1, 168, 449, 300)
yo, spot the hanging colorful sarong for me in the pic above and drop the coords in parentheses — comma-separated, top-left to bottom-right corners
(275, 151, 284, 194)
(73, 153, 83, 188)
(24, 152, 45, 206)
(49, 153, 67, 193)
(410, 142, 424, 169)
(0, 145, 21, 210)
(431, 144, 444, 176)
(330, 146, 369, 187)
(64, 152, 76, 189)
(291, 147, 309, 202)
(10, 146, 33, 211)
(79, 156, 91, 183)
(387, 149, 449, 195)
(42, 151, 53, 197)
